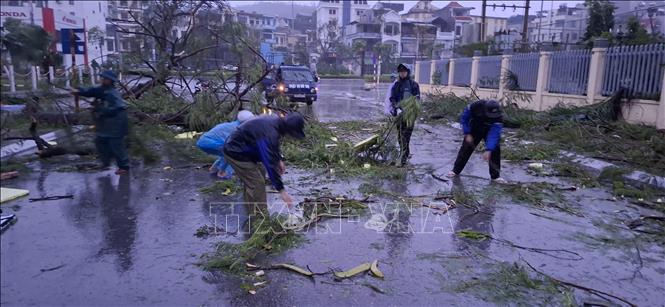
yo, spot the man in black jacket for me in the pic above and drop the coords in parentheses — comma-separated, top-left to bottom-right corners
(389, 63, 420, 166)
(223, 113, 305, 214)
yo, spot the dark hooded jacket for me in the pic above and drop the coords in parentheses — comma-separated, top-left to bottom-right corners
(389, 63, 420, 114)
(224, 114, 303, 191)
(77, 84, 128, 138)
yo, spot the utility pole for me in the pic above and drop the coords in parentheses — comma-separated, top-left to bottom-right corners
(487, 2, 532, 50)
(522, 0, 530, 50)
(481, 0, 487, 43)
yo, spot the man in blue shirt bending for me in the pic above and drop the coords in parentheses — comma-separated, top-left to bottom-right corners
(447, 100, 506, 183)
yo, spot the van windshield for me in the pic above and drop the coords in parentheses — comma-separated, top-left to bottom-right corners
(282, 70, 314, 82)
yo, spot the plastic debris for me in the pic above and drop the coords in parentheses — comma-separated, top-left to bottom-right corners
(370, 260, 384, 279)
(0, 213, 17, 230)
(255, 270, 265, 277)
(527, 163, 544, 171)
(245, 263, 259, 269)
(364, 214, 388, 232)
(334, 262, 371, 279)
(253, 281, 267, 287)
(657, 198, 663, 203)
(363, 163, 371, 169)
(163, 166, 173, 171)
(0, 187, 30, 203)
(174, 131, 201, 139)
(0, 171, 19, 181)
(248, 290, 257, 295)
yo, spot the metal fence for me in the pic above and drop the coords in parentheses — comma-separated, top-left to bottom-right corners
(418, 60, 432, 84)
(602, 43, 665, 100)
(508, 53, 539, 91)
(453, 57, 472, 87)
(547, 49, 592, 95)
(433, 59, 450, 85)
(477, 55, 502, 89)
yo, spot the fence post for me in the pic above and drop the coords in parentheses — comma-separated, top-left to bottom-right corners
(498, 54, 512, 99)
(534, 51, 553, 111)
(31, 66, 38, 91)
(448, 58, 456, 87)
(658, 69, 665, 130)
(430, 60, 437, 85)
(8, 65, 16, 92)
(470, 50, 481, 89)
(48, 66, 55, 88)
(78, 68, 84, 86)
(65, 69, 70, 88)
(35, 66, 41, 81)
(414, 61, 421, 83)
(587, 38, 609, 104)
(90, 67, 96, 85)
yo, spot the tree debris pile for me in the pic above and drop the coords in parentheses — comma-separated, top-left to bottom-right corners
(282, 121, 403, 176)
(205, 196, 367, 274)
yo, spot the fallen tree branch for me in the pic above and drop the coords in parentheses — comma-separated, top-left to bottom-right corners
(523, 260, 637, 307)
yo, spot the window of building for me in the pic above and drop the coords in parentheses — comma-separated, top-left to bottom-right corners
(99, 2, 102, 11)
(455, 25, 461, 35)
(329, 9, 336, 15)
(119, 0, 127, 6)
(106, 39, 115, 52)
(121, 11, 128, 20)
(356, 10, 363, 16)
(69, 0, 75, 4)
(7, 0, 20, 5)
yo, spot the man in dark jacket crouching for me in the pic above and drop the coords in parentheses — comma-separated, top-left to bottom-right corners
(223, 112, 305, 214)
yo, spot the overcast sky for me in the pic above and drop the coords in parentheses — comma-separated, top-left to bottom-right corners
(228, 0, 587, 18)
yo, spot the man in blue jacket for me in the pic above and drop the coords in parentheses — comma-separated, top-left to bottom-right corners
(388, 63, 420, 166)
(197, 110, 254, 179)
(72, 70, 129, 175)
(223, 112, 305, 213)
(447, 100, 506, 183)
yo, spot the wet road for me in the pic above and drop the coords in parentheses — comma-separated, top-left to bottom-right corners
(1, 79, 664, 306)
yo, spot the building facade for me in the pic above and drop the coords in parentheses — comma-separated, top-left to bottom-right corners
(528, 3, 588, 44)
(1, 0, 108, 67)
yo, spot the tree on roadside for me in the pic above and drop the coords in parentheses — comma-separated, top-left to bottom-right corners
(621, 16, 665, 45)
(583, 0, 615, 42)
(87, 26, 106, 65)
(1, 18, 53, 70)
(110, 0, 272, 125)
(352, 39, 367, 76)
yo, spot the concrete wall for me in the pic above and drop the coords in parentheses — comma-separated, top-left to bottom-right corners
(416, 44, 665, 129)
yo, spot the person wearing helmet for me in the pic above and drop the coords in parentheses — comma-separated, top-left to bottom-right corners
(71, 70, 129, 175)
(196, 110, 255, 179)
(223, 112, 305, 214)
(447, 100, 506, 183)
(388, 63, 420, 166)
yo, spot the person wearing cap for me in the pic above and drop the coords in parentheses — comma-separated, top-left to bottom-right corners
(223, 112, 305, 213)
(387, 63, 420, 166)
(72, 70, 129, 175)
(447, 100, 506, 183)
(197, 110, 255, 179)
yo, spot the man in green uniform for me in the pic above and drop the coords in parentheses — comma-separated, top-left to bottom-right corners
(72, 70, 129, 175)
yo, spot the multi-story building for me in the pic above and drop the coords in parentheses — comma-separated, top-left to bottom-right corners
(316, 0, 369, 44)
(434, 1, 474, 46)
(106, 0, 150, 62)
(528, 3, 588, 44)
(1, 0, 108, 67)
(467, 15, 508, 43)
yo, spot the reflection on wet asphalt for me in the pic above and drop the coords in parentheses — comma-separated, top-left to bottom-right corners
(1, 79, 663, 306)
